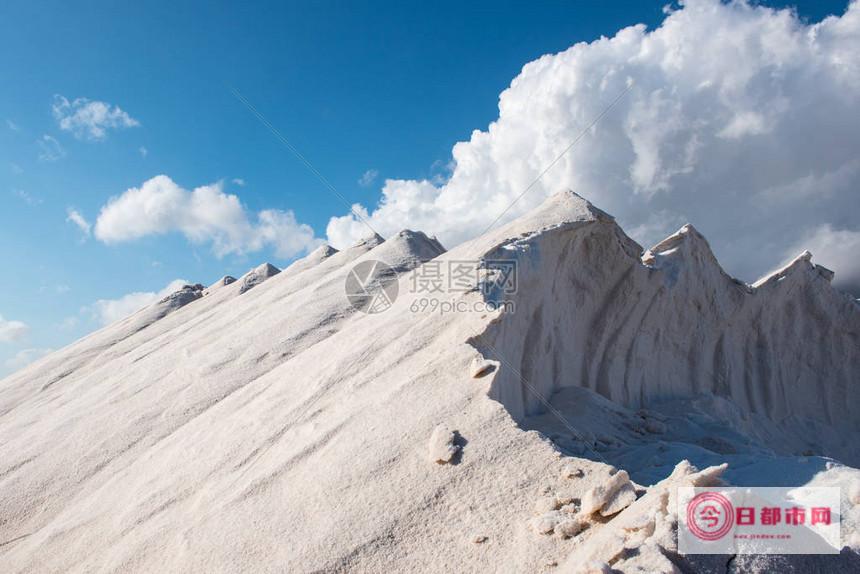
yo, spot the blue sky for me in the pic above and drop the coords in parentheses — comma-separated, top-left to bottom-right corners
(0, 0, 854, 374)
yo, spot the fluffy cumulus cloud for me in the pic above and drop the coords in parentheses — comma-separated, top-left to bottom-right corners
(94, 175, 321, 258)
(52, 95, 139, 140)
(90, 279, 188, 326)
(327, 0, 860, 290)
(4, 348, 53, 372)
(0, 315, 29, 343)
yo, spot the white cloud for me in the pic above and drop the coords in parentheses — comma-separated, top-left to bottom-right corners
(232, 178, 246, 186)
(9, 162, 23, 174)
(327, 0, 860, 288)
(4, 348, 53, 372)
(13, 189, 42, 206)
(38, 135, 65, 161)
(0, 315, 29, 343)
(94, 175, 321, 258)
(786, 225, 860, 289)
(66, 208, 91, 237)
(6, 119, 19, 131)
(52, 95, 139, 141)
(90, 279, 188, 326)
(358, 169, 379, 187)
(139, 146, 148, 158)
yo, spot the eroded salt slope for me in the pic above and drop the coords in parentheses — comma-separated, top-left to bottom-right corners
(470, 194, 859, 466)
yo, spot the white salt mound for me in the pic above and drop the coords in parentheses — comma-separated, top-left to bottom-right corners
(238, 262, 280, 293)
(0, 190, 857, 572)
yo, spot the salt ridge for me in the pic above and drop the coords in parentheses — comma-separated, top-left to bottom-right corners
(0, 191, 857, 572)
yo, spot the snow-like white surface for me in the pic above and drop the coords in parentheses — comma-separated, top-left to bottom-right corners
(0, 191, 857, 572)
(475, 200, 859, 439)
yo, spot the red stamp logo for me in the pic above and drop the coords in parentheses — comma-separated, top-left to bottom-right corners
(679, 487, 840, 555)
(687, 492, 735, 541)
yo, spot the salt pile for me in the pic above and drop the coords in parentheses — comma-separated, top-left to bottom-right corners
(1, 191, 858, 572)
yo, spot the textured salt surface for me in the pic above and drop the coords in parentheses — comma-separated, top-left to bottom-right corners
(0, 191, 857, 572)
